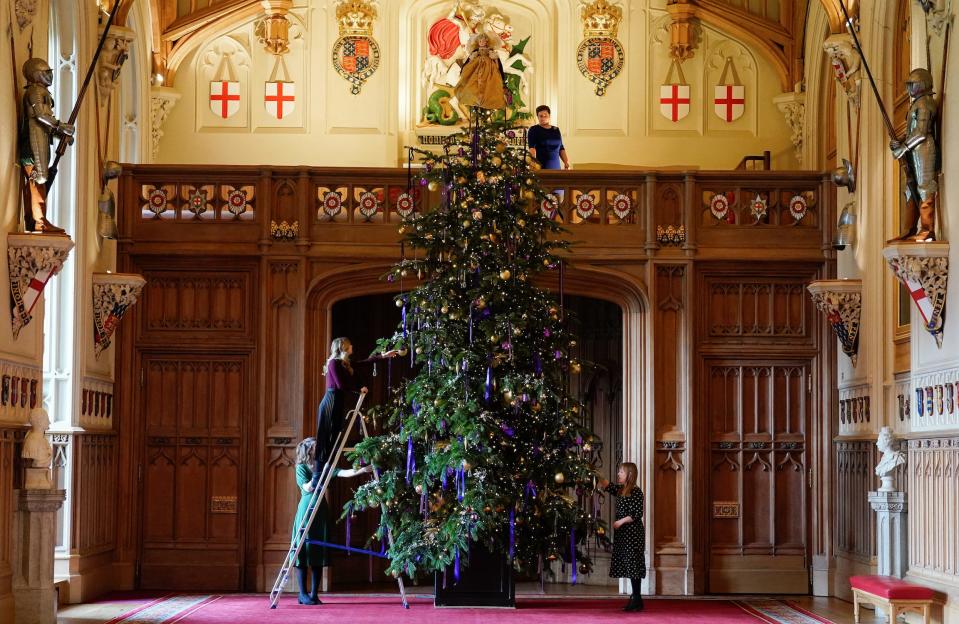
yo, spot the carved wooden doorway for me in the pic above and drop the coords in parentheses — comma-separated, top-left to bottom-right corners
(137, 353, 251, 590)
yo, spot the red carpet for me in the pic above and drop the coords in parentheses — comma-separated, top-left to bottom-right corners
(99, 594, 836, 623)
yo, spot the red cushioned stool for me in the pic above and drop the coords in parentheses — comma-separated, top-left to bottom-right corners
(850, 575, 937, 623)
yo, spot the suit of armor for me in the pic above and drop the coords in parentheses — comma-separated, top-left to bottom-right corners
(18, 58, 74, 233)
(891, 68, 939, 241)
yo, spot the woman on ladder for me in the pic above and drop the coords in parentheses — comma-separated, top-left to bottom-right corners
(293, 437, 371, 605)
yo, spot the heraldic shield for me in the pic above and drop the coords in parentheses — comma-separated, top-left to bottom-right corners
(659, 84, 690, 122)
(332, 35, 381, 95)
(210, 80, 240, 119)
(576, 37, 624, 96)
(265, 81, 296, 120)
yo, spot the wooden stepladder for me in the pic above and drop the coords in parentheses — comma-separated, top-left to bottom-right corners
(269, 390, 409, 608)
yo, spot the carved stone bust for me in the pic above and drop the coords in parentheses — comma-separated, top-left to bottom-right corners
(875, 426, 906, 492)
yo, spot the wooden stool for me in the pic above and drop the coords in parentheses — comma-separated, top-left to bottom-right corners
(850, 575, 937, 623)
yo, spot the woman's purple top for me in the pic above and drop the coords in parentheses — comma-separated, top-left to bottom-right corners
(325, 358, 355, 393)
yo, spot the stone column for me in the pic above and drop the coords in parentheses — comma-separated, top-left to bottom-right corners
(12, 489, 66, 624)
(867, 491, 907, 578)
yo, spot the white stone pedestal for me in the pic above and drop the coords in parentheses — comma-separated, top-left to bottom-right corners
(868, 490, 907, 578)
(12, 488, 65, 624)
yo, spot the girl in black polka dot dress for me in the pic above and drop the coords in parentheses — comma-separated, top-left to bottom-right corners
(598, 462, 646, 612)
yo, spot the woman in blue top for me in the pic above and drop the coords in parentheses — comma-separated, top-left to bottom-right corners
(527, 105, 570, 170)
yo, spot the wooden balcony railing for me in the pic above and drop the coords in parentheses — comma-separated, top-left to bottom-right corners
(118, 165, 833, 260)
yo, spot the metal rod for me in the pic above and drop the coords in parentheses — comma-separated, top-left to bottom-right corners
(46, 0, 122, 190)
(838, 0, 898, 140)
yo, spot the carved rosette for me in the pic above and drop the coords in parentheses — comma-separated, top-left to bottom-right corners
(807, 279, 862, 366)
(92, 273, 146, 358)
(8, 234, 75, 339)
(150, 87, 181, 161)
(883, 242, 949, 348)
(773, 90, 805, 165)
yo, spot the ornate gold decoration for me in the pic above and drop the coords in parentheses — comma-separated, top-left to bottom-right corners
(581, 0, 622, 38)
(92, 273, 146, 358)
(656, 225, 686, 245)
(665, 0, 698, 60)
(807, 279, 862, 366)
(332, 0, 380, 95)
(336, 0, 376, 36)
(576, 0, 626, 96)
(7, 234, 75, 339)
(883, 242, 949, 348)
(271, 220, 299, 241)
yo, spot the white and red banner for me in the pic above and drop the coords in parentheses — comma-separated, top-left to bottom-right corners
(713, 58, 745, 122)
(209, 80, 240, 119)
(265, 81, 295, 120)
(659, 60, 690, 122)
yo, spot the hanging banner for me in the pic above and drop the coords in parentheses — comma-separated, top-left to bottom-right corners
(659, 59, 690, 122)
(713, 57, 745, 122)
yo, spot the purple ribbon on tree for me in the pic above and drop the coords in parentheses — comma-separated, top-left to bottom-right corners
(509, 508, 515, 559)
(570, 528, 577, 584)
(406, 436, 414, 483)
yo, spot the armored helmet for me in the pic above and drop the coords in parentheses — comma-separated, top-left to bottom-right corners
(22, 57, 54, 86)
(905, 68, 934, 97)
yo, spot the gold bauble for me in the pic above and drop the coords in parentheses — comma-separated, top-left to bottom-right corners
(472, 210, 483, 220)
(569, 340, 577, 347)
(532, 402, 541, 412)
(398, 348, 408, 356)
(476, 171, 486, 183)
(500, 269, 511, 280)
(513, 327, 522, 336)
(428, 180, 439, 191)
(489, 334, 500, 343)
(491, 156, 502, 167)
(503, 390, 513, 401)
(570, 361, 582, 374)
(441, 305, 449, 314)
(457, 176, 467, 184)
(495, 142, 507, 153)
(400, 269, 408, 277)
(554, 472, 565, 484)
(522, 189, 535, 200)
(596, 527, 606, 536)
(463, 220, 471, 227)
(415, 346, 423, 354)
(395, 299, 404, 307)
(517, 219, 525, 227)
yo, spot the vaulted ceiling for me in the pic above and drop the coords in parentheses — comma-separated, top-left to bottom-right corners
(127, 0, 851, 89)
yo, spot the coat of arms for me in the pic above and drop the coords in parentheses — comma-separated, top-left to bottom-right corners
(576, 0, 625, 96)
(332, 0, 380, 94)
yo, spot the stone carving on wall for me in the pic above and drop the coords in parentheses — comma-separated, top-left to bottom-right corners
(823, 33, 861, 106)
(875, 427, 906, 492)
(97, 25, 135, 104)
(883, 242, 949, 348)
(150, 87, 180, 160)
(92, 273, 147, 358)
(7, 233, 75, 338)
(576, 0, 626, 96)
(332, 0, 380, 95)
(807, 279, 862, 366)
(15, 0, 38, 31)
(773, 88, 805, 165)
(419, 1, 533, 129)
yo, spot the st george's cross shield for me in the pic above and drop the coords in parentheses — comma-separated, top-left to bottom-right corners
(659, 84, 690, 122)
(209, 80, 240, 119)
(265, 81, 295, 120)
(714, 84, 745, 122)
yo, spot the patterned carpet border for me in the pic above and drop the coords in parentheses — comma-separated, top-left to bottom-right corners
(103, 595, 217, 624)
(735, 600, 836, 624)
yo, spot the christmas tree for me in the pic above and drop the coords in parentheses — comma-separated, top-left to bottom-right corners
(349, 113, 599, 580)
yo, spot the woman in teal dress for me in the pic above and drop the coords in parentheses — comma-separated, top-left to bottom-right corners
(292, 437, 371, 605)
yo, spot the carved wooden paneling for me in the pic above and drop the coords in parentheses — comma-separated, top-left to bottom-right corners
(80, 379, 115, 430)
(705, 279, 810, 341)
(833, 441, 876, 562)
(909, 438, 959, 578)
(0, 428, 20, 605)
(267, 262, 301, 433)
(71, 434, 118, 554)
(139, 272, 252, 339)
(140, 356, 247, 590)
(653, 265, 688, 569)
(704, 359, 809, 593)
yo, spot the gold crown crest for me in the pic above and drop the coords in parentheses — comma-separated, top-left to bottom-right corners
(336, 0, 377, 36)
(581, 0, 622, 38)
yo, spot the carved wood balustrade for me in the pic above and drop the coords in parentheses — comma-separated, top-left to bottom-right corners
(118, 166, 832, 262)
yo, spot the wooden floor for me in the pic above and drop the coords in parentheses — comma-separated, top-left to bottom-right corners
(57, 592, 883, 624)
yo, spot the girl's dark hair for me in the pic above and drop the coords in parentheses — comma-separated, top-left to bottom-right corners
(295, 437, 316, 466)
(535, 104, 550, 115)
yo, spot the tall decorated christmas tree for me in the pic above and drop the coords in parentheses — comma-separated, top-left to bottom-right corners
(349, 113, 599, 582)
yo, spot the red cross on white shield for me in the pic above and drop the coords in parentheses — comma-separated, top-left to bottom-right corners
(210, 80, 240, 119)
(265, 81, 296, 120)
(714, 84, 745, 122)
(659, 84, 690, 122)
